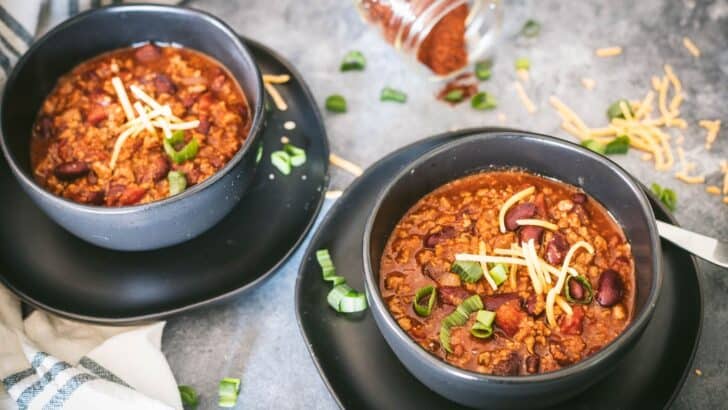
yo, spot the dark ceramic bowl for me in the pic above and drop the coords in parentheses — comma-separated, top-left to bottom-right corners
(0, 4, 264, 251)
(363, 131, 662, 409)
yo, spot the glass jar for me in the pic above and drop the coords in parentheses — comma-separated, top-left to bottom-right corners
(355, 0, 502, 79)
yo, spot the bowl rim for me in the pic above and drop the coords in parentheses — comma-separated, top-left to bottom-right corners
(0, 3, 265, 215)
(362, 130, 663, 384)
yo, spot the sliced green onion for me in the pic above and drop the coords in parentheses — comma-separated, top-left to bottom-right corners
(581, 139, 607, 155)
(564, 275, 594, 304)
(218, 377, 240, 408)
(316, 249, 345, 286)
(451, 261, 483, 283)
(284, 143, 307, 167)
(413, 285, 437, 317)
(444, 89, 465, 103)
(327, 283, 368, 313)
(440, 295, 483, 352)
(475, 60, 492, 81)
(521, 19, 541, 37)
(325, 95, 347, 113)
(178, 385, 198, 408)
(515, 57, 531, 71)
(605, 135, 630, 154)
(164, 131, 199, 164)
(470, 309, 496, 338)
(255, 145, 263, 164)
(380, 87, 407, 103)
(471, 91, 497, 110)
(606, 99, 633, 120)
(651, 183, 677, 211)
(488, 264, 508, 285)
(340, 51, 366, 71)
(271, 150, 292, 175)
(167, 171, 187, 196)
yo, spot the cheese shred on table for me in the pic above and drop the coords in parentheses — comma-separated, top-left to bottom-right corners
(263, 73, 290, 111)
(682, 37, 701, 57)
(595, 46, 622, 57)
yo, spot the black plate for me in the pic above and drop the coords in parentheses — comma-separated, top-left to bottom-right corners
(296, 128, 702, 409)
(0, 37, 329, 324)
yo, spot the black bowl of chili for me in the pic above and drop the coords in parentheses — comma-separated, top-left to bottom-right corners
(363, 131, 661, 409)
(0, 4, 265, 250)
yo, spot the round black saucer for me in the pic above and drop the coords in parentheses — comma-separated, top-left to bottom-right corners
(295, 128, 702, 409)
(0, 37, 329, 324)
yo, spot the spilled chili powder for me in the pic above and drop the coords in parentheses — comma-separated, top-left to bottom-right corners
(360, 1, 469, 76)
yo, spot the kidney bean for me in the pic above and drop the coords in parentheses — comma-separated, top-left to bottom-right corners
(86, 105, 107, 126)
(36, 116, 54, 139)
(54, 161, 90, 180)
(545, 233, 569, 265)
(519, 225, 544, 244)
(197, 92, 215, 112)
(438, 286, 471, 306)
(423, 226, 456, 248)
(483, 292, 520, 311)
(526, 355, 540, 374)
(572, 192, 587, 204)
(568, 277, 585, 300)
(154, 74, 177, 95)
(118, 187, 148, 206)
(423, 262, 445, 280)
(134, 43, 162, 63)
(180, 93, 198, 108)
(492, 352, 520, 376)
(138, 155, 170, 183)
(505, 202, 536, 231)
(87, 171, 98, 185)
(596, 269, 624, 307)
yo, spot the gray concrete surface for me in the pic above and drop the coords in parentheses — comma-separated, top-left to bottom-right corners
(163, 0, 728, 408)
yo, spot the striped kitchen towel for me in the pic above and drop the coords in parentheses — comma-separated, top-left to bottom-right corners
(0, 285, 181, 410)
(0, 1, 185, 409)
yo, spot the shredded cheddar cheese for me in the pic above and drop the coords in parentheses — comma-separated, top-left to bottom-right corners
(546, 241, 594, 328)
(479, 241, 498, 291)
(581, 78, 596, 90)
(262, 74, 290, 84)
(516, 219, 559, 231)
(683, 37, 701, 57)
(329, 153, 363, 176)
(595, 46, 622, 57)
(700, 120, 721, 150)
(111, 77, 135, 122)
(514, 81, 537, 113)
(706, 185, 721, 195)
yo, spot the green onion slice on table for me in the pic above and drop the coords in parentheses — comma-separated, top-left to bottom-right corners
(564, 275, 594, 304)
(470, 310, 496, 338)
(218, 378, 240, 408)
(604, 135, 630, 154)
(581, 139, 607, 155)
(325, 95, 347, 113)
(606, 99, 633, 120)
(178, 385, 198, 408)
(471, 91, 497, 110)
(340, 50, 366, 71)
(380, 87, 407, 103)
(451, 261, 483, 283)
(475, 60, 492, 81)
(521, 19, 541, 38)
(440, 294, 483, 353)
(413, 285, 437, 317)
(651, 183, 677, 211)
(316, 249, 368, 313)
(515, 57, 531, 71)
(167, 171, 187, 196)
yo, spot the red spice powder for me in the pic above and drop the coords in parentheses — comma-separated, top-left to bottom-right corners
(416, 4, 469, 75)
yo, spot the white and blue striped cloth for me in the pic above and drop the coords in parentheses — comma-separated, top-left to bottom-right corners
(0, 2, 181, 409)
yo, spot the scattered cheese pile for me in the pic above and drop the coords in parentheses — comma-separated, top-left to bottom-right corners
(550, 64, 687, 172)
(110, 77, 199, 169)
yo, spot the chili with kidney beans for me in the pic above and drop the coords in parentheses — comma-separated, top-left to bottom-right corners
(30, 43, 251, 206)
(379, 170, 635, 375)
